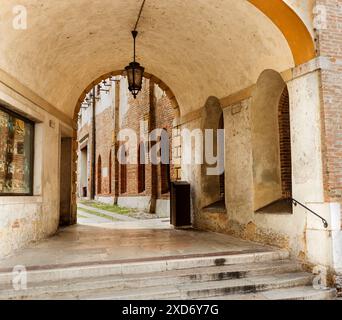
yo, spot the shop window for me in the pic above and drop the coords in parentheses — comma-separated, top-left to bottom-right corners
(0, 105, 34, 196)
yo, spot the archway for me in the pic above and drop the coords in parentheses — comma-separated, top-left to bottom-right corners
(74, 73, 180, 221)
(0, 0, 320, 260)
(248, 0, 315, 66)
(0, 1, 315, 123)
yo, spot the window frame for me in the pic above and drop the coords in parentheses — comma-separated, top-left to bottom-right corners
(0, 104, 35, 197)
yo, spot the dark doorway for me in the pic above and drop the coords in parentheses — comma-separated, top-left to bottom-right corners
(59, 137, 72, 226)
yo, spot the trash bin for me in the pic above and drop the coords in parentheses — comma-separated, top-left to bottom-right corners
(170, 181, 191, 228)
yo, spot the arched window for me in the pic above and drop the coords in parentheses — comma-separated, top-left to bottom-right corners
(160, 128, 171, 194)
(278, 86, 292, 198)
(120, 146, 127, 194)
(97, 155, 102, 195)
(108, 150, 112, 194)
(138, 143, 146, 193)
(161, 163, 171, 194)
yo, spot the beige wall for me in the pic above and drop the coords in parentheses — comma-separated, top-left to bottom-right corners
(251, 70, 285, 210)
(183, 68, 342, 274)
(0, 83, 72, 258)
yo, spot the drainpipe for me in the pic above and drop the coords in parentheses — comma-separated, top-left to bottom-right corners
(91, 86, 96, 200)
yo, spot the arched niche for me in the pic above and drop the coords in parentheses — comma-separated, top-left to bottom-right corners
(251, 70, 291, 211)
(201, 96, 226, 211)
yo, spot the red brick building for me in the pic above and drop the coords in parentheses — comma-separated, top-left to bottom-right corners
(77, 77, 176, 216)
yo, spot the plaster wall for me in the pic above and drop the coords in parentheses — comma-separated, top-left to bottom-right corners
(251, 71, 285, 210)
(0, 84, 72, 258)
(0, 0, 296, 117)
(183, 70, 340, 271)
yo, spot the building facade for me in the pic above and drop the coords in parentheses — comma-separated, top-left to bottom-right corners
(77, 77, 177, 216)
(0, 0, 341, 292)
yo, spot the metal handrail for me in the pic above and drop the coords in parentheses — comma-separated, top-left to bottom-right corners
(288, 198, 328, 229)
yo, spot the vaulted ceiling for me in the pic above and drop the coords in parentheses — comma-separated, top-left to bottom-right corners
(0, 0, 314, 117)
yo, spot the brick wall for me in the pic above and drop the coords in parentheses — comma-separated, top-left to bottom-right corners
(278, 86, 292, 198)
(316, 0, 342, 202)
(77, 77, 176, 201)
(121, 78, 176, 198)
(78, 121, 92, 197)
(95, 106, 114, 195)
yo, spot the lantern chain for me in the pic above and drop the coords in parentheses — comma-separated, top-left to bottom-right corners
(133, 0, 146, 32)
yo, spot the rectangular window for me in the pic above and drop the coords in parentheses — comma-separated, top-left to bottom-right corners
(0, 105, 34, 196)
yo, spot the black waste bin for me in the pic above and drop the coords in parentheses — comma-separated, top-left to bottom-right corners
(170, 181, 191, 228)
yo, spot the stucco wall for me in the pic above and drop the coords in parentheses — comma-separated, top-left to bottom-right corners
(183, 69, 341, 273)
(0, 83, 72, 258)
(251, 70, 285, 210)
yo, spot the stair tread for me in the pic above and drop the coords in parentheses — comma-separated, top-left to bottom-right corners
(201, 286, 337, 300)
(49, 271, 313, 300)
(0, 260, 300, 294)
(0, 248, 289, 275)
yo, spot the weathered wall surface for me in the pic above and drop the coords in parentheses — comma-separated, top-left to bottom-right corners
(315, 0, 342, 202)
(183, 67, 341, 274)
(251, 71, 285, 210)
(315, 0, 342, 279)
(0, 83, 72, 258)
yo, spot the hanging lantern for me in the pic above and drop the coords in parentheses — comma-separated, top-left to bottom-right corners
(125, 31, 145, 99)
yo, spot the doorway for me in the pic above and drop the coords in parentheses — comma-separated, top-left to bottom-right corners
(59, 137, 72, 226)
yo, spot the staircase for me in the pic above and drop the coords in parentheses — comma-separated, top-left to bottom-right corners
(0, 249, 336, 300)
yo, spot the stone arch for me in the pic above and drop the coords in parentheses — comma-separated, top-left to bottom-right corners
(70, 72, 181, 221)
(73, 71, 181, 123)
(251, 69, 292, 211)
(248, 0, 315, 66)
(200, 96, 226, 211)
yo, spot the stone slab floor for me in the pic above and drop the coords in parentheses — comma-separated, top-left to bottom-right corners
(0, 221, 277, 272)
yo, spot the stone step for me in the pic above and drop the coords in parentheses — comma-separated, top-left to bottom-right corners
(3, 271, 313, 300)
(202, 286, 337, 300)
(80, 272, 314, 300)
(0, 249, 289, 286)
(0, 260, 300, 299)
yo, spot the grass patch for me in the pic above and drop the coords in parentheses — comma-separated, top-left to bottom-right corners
(77, 207, 120, 222)
(79, 200, 133, 215)
(77, 213, 88, 219)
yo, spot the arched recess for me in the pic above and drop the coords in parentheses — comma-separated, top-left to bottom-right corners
(109, 151, 112, 195)
(201, 97, 226, 211)
(251, 69, 293, 211)
(248, 0, 315, 66)
(120, 145, 127, 195)
(160, 128, 171, 195)
(97, 155, 102, 195)
(138, 143, 146, 194)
